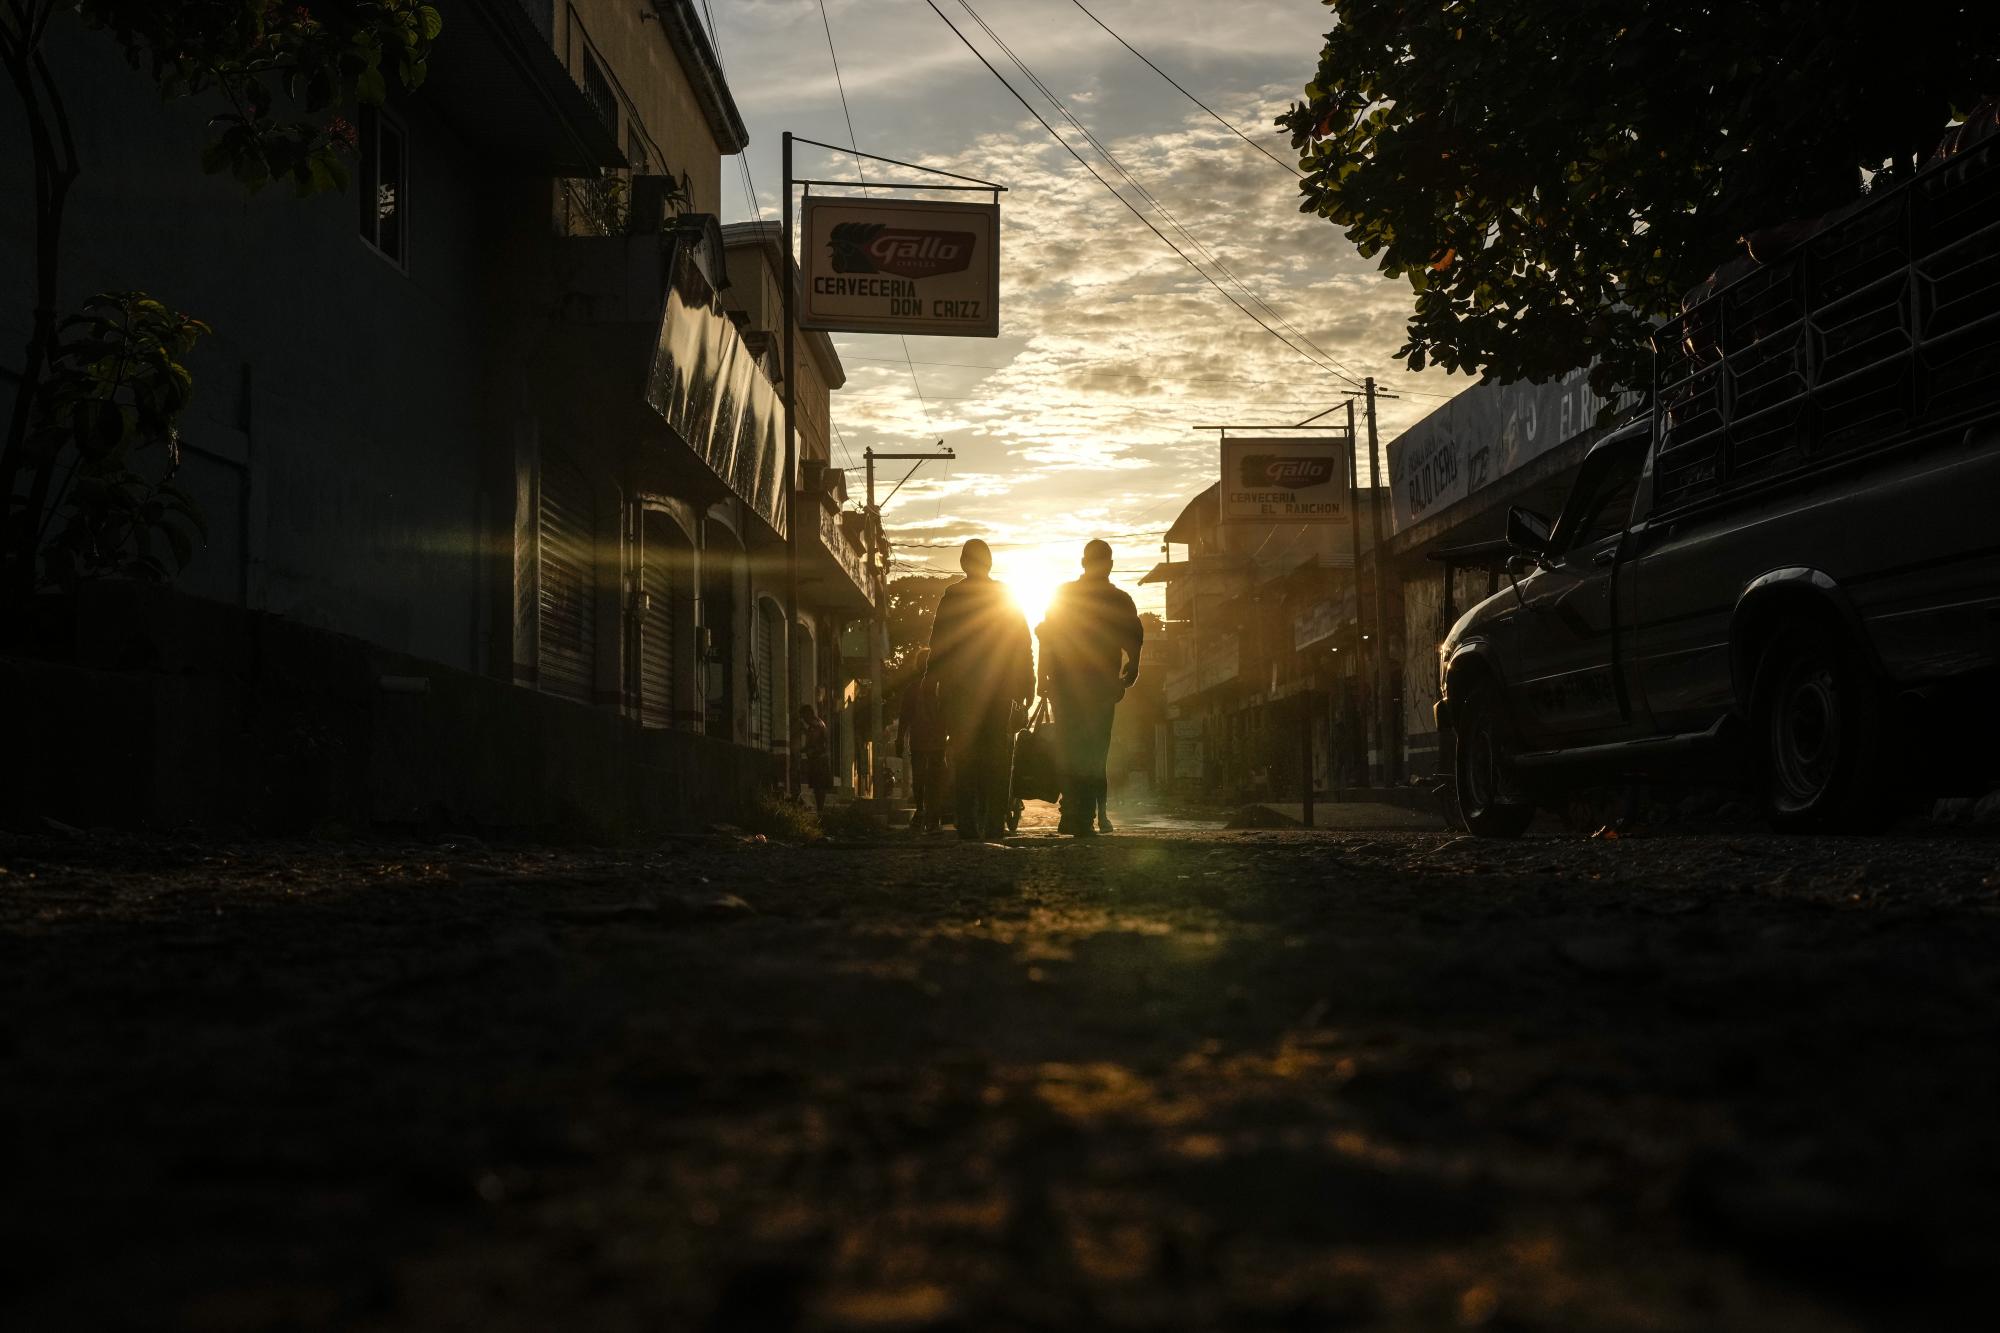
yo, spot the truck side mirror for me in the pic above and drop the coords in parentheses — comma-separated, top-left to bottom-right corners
(1506, 506, 1552, 555)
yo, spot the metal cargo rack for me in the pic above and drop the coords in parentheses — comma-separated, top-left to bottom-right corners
(1651, 136, 2000, 513)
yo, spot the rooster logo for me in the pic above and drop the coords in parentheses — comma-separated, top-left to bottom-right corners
(1240, 454, 1338, 489)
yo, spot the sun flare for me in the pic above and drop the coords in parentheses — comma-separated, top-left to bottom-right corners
(1001, 545, 1079, 635)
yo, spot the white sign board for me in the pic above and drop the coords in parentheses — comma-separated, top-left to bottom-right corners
(800, 197, 1000, 338)
(1220, 438, 1352, 525)
(1385, 368, 1644, 534)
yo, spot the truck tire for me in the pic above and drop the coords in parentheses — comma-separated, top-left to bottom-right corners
(1753, 619, 1888, 832)
(1453, 683, 1536, 838)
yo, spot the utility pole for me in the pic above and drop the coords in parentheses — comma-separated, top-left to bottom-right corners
(1364, 376, 1392, 785)
(1344, 396, 1363, 791)
(780, 133, 800, 799)
(1346, 398, 1364, 603)
(864, 443, 954, 800)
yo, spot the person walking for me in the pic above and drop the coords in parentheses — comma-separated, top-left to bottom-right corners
(926, 539, 1032, 841)
(1037, 539, 1142, 837)
(797, 705, 834, 817)
(897, 648, 948, 833)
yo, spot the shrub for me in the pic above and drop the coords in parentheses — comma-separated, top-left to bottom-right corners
(743, 794, 821, 844)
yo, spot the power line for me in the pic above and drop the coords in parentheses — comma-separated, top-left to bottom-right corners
(1069, 0, 1299, 178)
(955, 0, 1346, 382)
(898, 340, 934, 427)
(952, 0, 1359, 385)
(815, 0, 866, 188)
(814, 0, 934, 433)
(929, 0, 1360, 390)
(698, 0, 765, 225)
(705, 1, 860, 471)
(896, 528, 1170, 549)
(841, 353, 1350, 390)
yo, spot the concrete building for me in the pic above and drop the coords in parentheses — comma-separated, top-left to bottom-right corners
(0, 1, 876, 833)
(1142, 479, 1391, 803)
(719, 220, 878, 795)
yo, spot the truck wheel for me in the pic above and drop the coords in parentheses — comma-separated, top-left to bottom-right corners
(1754, 620, 1886, 832)
(1454, 685, 1536, 838)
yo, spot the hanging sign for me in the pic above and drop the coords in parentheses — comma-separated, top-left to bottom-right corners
(799, 196, 1000, 337)
(1220, 437, 1353, 526)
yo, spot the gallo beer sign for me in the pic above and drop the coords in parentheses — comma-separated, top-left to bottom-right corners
(1220, 437, 1352, 526)
(800, 197, 1000, 338)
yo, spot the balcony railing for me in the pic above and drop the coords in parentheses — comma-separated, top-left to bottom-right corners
(819, 505, 873, 602)
(560, 172, 696, 239)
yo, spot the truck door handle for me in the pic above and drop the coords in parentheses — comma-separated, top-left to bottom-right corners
(1592, 547, 1618, 568)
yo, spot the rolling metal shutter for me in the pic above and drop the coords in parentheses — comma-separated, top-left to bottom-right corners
(640, 513, 677, 728)
(537, 451, 595, 704)
(754, 604, 775, 747)
(704, 581, 732, 737)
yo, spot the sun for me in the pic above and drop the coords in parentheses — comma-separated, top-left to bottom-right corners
(1001, 545, 1077, 635)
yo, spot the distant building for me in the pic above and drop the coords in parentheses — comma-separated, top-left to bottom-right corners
(719, 220, 881, 794)
(0, 0, 879, 828)
(1141, 480, 1391, 802)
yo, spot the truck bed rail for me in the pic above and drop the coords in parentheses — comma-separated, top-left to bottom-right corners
(1653, 137, 2000, 512)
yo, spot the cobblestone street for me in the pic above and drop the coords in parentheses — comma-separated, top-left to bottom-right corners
(6, 818, 2000, 1331)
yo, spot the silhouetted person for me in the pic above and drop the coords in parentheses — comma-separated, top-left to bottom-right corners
(897, 648, 948, 833)
(798, 705, 833, 816)
(926, 539, 1031, 841)
(1037, 540, 1142, 837)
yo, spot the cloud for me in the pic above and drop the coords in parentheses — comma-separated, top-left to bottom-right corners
(712, 0, 1469, 605)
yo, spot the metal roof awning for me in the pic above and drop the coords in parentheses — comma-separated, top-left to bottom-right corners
(1164, 483, 1219, 545)
(1426, 538, 1515, 570)
(1140, 553, 1245, 586)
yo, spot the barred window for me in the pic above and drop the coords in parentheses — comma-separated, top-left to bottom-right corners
(356, 106, 408, 267)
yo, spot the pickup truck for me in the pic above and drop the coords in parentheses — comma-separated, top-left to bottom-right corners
(1436, 133, 2000, 834)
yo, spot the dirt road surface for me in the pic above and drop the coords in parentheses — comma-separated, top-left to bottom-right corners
(5, 818, 1999, 1331)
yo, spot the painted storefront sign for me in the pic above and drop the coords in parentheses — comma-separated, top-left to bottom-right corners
(800, 197, 1000, 338)
(1220, 437, 1353, 526)
(1386, 369, 1639, 534)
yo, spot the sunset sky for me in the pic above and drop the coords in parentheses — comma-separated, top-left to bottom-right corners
(707, 0, 1468, 620)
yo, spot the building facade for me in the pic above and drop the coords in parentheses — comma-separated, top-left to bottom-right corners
(1, 0, 876, 828)
(719, 221, 878, 795)
(1143, 475, 1391, 803)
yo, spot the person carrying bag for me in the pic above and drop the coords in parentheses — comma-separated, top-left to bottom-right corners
(1010, 697, 1063, 807)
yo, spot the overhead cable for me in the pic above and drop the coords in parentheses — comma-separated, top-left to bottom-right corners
(1069, 0, 1300, 177)
(930, 0, 1359, 389)
(948, 0, 1360, 384)
(698, 1, 768, 229)
(840, 353, 1364, 390)
(954, 0, 1352, 383)
(953, 0, 1359, 385)
(814, 0, 935, 431)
